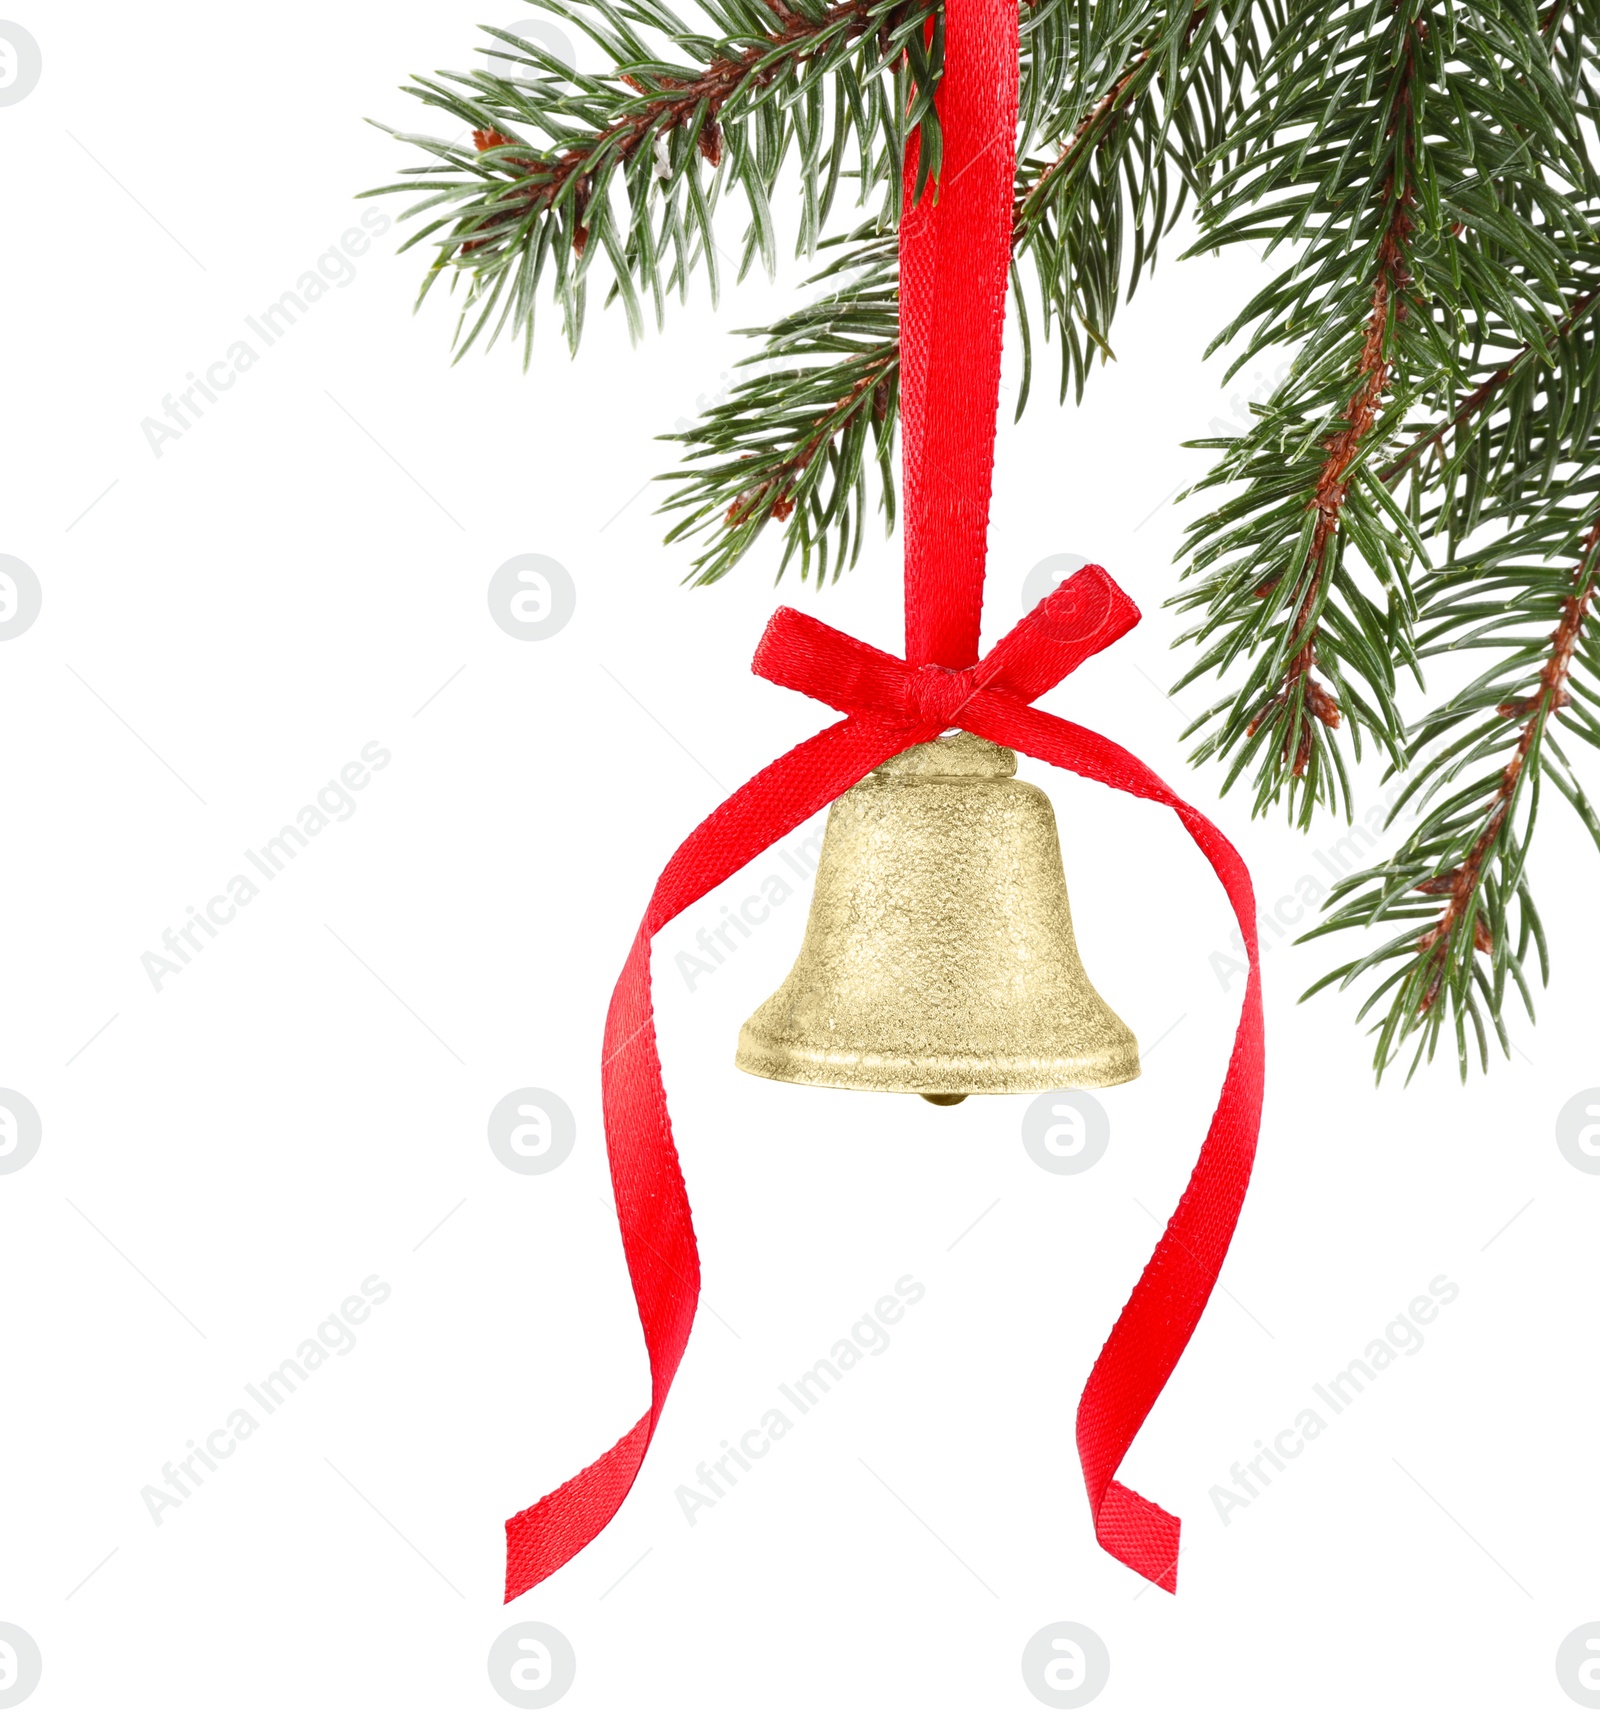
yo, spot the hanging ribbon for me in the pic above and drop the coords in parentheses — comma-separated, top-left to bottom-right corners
(505, 0, 1263, 1601)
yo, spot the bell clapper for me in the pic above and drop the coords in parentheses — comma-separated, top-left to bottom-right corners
(920, 1092, 968, 1106)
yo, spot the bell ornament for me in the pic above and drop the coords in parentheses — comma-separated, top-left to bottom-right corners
(735, 732, 1139, 1103)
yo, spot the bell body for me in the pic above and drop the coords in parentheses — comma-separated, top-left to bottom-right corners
(735, 732, 1139, 1099)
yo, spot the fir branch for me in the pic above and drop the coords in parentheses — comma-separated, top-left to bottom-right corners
(372, 0, 1600, 1075)
(1257, 175, 1417, 783)
(1298, 184, 1600, 1074)
(661, 0, 1244, 580)
(659, 229, 898, 584)
(1010, 0, 1257, 408)
(1011, 21, 1168, 405)
(1303, 500, 1600, 1077)
(1399, 263, 1600, 549)
(1380, 285, 1600, 489)
(367, 0, 944, 357)
(1173, 2, 1435, 825)
(1171, 0, 1588, 827)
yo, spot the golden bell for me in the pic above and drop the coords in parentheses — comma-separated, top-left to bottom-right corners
(736, 731, 1139, 1104)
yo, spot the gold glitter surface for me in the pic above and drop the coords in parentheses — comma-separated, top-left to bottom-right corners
(735, 731, 1140, 1097)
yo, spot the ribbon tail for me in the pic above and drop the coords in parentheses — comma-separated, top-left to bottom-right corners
(505, 715, 917, 1602)
(505, 1419, 652, 1602)
(970, 695, 1265, 1594)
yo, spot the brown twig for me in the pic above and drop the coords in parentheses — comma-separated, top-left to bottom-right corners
(724, 353, 897, 527)
(1380, 289, 1598, 486)
(1411, 511, 1600, 1012)
(720, 16, 1155, 534)
(1248, 30, 1422, 777)
(1248, 192, 1413, 772)
(1013, 50, 1154, 236)
(466, 0, 878, 253)
(1013, 0, 1213, 238)
(720, 14, 1165, 531)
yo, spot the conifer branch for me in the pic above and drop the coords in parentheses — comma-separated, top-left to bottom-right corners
(659, 229, 899, 584)
(1304, 502, 1600, 1077)
(1408, 536, 1597, 1004)
(372, 0, 1600, 1073)
(1171, 0, 1588, 829)
(1250, 160, 1417, 785)
(367, 0, 945, 357)
(657, 0, 1244, 580)
(1381, 287, 1600, 487)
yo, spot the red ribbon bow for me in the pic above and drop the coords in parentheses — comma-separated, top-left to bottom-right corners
(503, 0, 1263, 1603)
(752, 561, 1141, 738)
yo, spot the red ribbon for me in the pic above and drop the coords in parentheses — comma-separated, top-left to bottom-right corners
(504, 0, 1263, 1601)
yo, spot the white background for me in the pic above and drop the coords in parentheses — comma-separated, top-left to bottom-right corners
(3, 3, 1599, 1724)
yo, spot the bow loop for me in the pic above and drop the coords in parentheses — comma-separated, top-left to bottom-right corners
(978, 564, 1142, 704)
(751, 607, 915, 722)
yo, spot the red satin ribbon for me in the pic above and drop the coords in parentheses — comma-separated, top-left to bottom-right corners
(504, 0, 1263, 1601)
